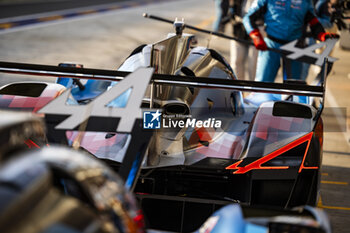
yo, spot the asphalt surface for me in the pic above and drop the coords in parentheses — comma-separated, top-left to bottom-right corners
(0, 0, 350, 232)
(0, 0, 131, 19)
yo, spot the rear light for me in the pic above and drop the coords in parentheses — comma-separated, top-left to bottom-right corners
(314, 118, 323, 148)
(24, 139, 40, 149)
(133, 210, 145, 233)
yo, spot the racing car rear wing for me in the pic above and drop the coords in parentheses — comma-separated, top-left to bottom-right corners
(0, 61, 328, 191)
(0, 61, 324, 97)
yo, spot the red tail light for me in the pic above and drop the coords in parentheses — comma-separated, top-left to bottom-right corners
(133, 210, 145, 233)
(24, 139, 40, 149)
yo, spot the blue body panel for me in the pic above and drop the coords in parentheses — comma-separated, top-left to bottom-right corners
(56, 78, 112, 102)
(196, 205, 267, 233)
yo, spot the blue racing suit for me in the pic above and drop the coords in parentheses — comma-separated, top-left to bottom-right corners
(243, 0, 325, 82)
(213, 0, 230, 32)
(315, 0, 333, 28)
(300, 0, 333, 80)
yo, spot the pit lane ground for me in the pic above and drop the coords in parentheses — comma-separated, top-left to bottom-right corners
(0, 0, 349, 231)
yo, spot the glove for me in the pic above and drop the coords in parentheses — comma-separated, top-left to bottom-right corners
(249, 29, 268, 51)
(317, 32, 340, 41)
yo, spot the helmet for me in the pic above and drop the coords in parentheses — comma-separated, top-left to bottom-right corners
(0, 146, 144, 233)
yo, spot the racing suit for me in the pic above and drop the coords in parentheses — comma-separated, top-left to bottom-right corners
(230, 0, 259, 80)
(243, 0, 327, 82)
(300, 0, 334, 80)
(316, 0, 334, 28)
(213, 0, 230, 32)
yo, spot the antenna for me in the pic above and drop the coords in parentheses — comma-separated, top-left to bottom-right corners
(173, 17, 185, 36)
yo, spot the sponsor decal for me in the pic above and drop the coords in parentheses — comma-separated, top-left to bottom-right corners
(39, 68, 153, 132)
(281, 39, 337, 66)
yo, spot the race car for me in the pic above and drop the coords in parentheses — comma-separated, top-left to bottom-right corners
(0, 17, 336, 232)
(0, 111, 331, 233)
